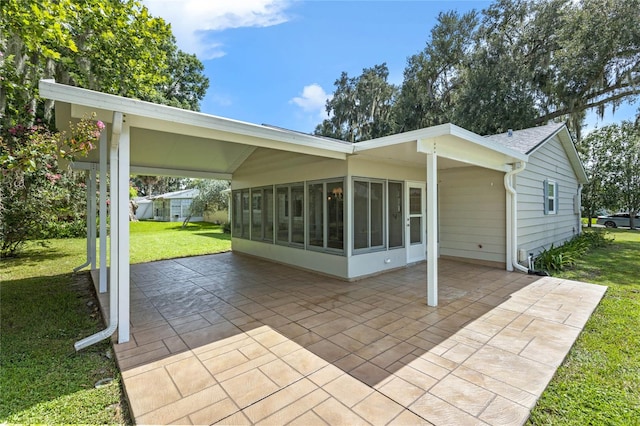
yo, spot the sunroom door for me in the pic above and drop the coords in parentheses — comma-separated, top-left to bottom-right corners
(406, 182, 426, 263)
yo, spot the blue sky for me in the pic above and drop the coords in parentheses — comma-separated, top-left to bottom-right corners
(142, 0, 638, 134)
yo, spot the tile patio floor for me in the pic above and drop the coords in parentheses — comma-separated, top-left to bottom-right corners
(96, 252, 607, 425)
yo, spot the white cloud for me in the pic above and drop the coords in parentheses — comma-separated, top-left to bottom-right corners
(142, 0, 292, 59)
(290, 84, 331, 119)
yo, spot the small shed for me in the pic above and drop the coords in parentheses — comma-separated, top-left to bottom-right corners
(152, 189, 202, 222)
(133, 197, 153, 220)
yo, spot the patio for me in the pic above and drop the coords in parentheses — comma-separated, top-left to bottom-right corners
(97, 253, 606, 425)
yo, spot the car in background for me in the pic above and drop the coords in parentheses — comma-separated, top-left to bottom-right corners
(596, 213, 640, 228)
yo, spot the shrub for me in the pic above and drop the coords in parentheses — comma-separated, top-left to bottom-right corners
(534, 230, 612, 274)
(41, 219, 87, 239)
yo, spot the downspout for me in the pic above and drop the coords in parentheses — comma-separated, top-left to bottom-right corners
(504, 162, 528, 273)
(75, 112, 122, 351)
(577, 184, 583, 235)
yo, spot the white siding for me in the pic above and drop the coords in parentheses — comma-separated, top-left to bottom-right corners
(439, 167, 506, 264)
(348, 156, 425, 181)
(516, 136, 580, 256)
(233, 238, 348, 279)
(232, 148, 347, 188)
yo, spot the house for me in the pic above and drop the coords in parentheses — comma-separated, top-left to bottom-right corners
(151, 188, 202, 222)
(38, 80, 587, 346)
(132, 196, 153, 220)
(230, 121, 586, 282)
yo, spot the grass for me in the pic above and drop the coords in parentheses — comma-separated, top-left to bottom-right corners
(527, 229, 640, 425)
(0, 222, 230, 424)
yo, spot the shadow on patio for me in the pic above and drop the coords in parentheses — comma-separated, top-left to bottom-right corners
(94, 252, 606, 425)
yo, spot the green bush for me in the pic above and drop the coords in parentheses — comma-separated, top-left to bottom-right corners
(534, 230, 612, 274)
(222, 222, 231, 234)
(41, 219, 87, 239)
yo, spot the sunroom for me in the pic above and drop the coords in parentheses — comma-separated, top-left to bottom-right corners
(229, 125, 527, 287)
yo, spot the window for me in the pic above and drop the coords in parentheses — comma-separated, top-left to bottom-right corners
(264, 188, 274, 241)
(353, 179, 385, 251)
(232, 191, 242, 236)
(276, 183, 305, 246)
(307, 179, 344, 252)
(291, 184, 304, 244)
(544, 180, 557, 215)
(388, 181, 403, 248)
(231, 189, 251, 238)
(308, 183, 324, 248)
(276, 186, 289, 244)
(241, 190, 250, 237)
(248, 187, 274, 242)
(251, 189, 262, 240)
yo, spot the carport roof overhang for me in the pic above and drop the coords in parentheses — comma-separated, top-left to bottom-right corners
(39, 80, 351, 179)
(40, 80, 528, 179)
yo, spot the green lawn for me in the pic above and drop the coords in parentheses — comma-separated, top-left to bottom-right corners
(0, 222, 230, 424)
(528, 229, 640, 425)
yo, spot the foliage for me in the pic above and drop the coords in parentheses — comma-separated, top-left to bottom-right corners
(0, 0, 210, 256)
(528, 229, 640, 425)
(1, 0, 209, 131)
(315, 64, 398, 142)
(394, 10, 478, 132)
(0, 116, 103, 257)
(316, 0, 640, 139)
(580, 122, 640, 229)
(181, 180, 230, 228)
(130, 175, 192, 197)
(534, 229, 612, 273)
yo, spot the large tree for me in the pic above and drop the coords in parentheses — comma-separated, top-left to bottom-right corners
(581, 122, 640, 229)
(0, 0, 209, 256)
(394, 10, 478, 132)
(182, 180, 230, 228)
(391, 0, 640, 137)
(315, 64, 397, 142)
(1, 0, 209, 130)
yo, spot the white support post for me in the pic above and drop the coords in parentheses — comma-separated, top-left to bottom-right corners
(117, 119, 131, 343)
(109, 116, 120, 333)
(89, 165, 97, 270)
(74, 113, 122, 351)
(426, 151, 438, 307)
(99, 129, 108, 292)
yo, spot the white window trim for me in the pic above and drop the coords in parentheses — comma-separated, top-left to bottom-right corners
(352, 177, 387, 254)
(545, 179, 557, 215)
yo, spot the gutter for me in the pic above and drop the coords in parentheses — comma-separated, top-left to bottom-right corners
(504, 162, 529, 273)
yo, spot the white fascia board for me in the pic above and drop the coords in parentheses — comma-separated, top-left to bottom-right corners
(559, 130, 589, 184)
(525, 125, 588, 184)
(355, 122, 527, 163)
(448, 124, 527, 162)
(39, 80, 351, 159)
(548, 125, 589, 184)
(354, 124, 452, 150)
(131, 166, 232, 180)
(417, 138, 514, 172)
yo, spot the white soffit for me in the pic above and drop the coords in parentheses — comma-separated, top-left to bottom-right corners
(39, 80, 350, 163)
(354, 123, 527, 171)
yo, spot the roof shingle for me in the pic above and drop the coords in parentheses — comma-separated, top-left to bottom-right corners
(484, 122, 567, 154)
